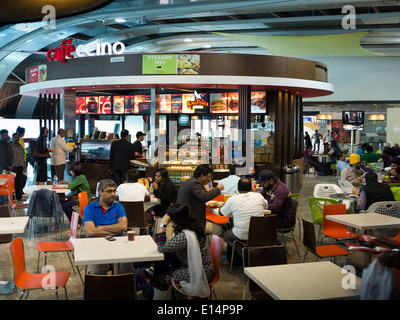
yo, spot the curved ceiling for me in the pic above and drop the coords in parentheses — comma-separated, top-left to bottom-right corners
(1, 0, 400, 118)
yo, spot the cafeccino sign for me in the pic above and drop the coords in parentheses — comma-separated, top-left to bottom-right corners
(47, 38, 126, 63)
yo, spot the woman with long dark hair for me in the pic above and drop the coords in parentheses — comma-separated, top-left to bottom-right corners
(146, 167, 178, 222)
(151, 203, 215, 299)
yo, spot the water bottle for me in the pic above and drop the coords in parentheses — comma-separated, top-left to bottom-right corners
(54, 175, 58, 185)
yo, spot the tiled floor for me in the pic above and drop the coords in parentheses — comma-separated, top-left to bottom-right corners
(0, 173, 355, 300)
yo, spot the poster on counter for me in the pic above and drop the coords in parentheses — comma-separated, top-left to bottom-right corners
(209, 93, 228, 113)
(113, 96, 125, 114)
(29, 64, 47, 83)
(99, 96, 111, 114)
(177, 54, 200, 75)
(85, 96, 98, 114)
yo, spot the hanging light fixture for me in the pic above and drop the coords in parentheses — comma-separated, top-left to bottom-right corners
(316, 114, 333, 120)
(368, 114, 385, 121)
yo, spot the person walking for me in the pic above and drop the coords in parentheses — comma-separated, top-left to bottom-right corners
(35, 127, 53, 185)
(50, 128, 76, 182)
(312, 130, 322, 152)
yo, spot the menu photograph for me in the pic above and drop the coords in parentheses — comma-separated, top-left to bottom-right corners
(227, 92, 238, 113)
(177, 54, 200, 75)
(124, 96, 135, 114)
(159, 94, 172, 113)
(171, 94, 182, 113)
(76, 97, 86, 114)
(209, 93, 227, 113)
(251, 91, 267, 113)
(113, 96, 125, 114)
(85, 96, 98, 114)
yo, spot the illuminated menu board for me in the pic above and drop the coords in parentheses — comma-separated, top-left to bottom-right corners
(76, 91, 266, 115)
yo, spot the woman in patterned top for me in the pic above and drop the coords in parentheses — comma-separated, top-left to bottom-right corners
(152, 203, 215, 299)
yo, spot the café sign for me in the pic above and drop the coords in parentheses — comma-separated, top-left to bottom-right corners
(47, 38, 126, 63)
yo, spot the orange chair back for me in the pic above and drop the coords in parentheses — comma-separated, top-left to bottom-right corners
(78, 191, 89, 220)
(9, 237, 28, 286)
(323, 204, 348, 234)
(209, 235, 223, 285)
(0, 175, 14, 196)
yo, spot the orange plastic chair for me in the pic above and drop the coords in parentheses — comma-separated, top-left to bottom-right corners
(208, 235, 223, 300)
(302, 218, 350, 264)
(377, 227, 400, 247)
(0, 174, 14, 197)
(35, 211, 83, 283)
(322, 204, 359, 244)
(6, 185, 28, 217)
(10, 237, 70, 300)
(78, 191, 89, 238)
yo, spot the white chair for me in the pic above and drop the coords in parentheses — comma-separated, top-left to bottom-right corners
(366, 201, 400, 218)
(313, 184, 343, 198)
(338, 180, 354, 194)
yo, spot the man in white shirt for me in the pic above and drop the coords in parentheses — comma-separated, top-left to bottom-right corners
(218, 165, 241, 194)
(219, 177, 268, 243)
(116, 168, 150, 202)
(50, 128, 76, 182)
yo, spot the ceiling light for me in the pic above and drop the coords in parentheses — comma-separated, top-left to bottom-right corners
(115, 18, 127, 23)
(184, 38, 193, 42)
(203, 45, 211, 48)
(368, 114, 385, 121)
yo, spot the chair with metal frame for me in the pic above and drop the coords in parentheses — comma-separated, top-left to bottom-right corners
(302, 218, 350, 264)
(35, 211, 83, 284)
(321, 204, 359, 245)
(246, 245, 287, 300)
(308, 197, 340, 242)
(84, 273, 136, 300)
(277, 200, 301, 259)
(230, 214, 278, 272)
(10, 237, 70, 300)
(119, 201, 149, 235)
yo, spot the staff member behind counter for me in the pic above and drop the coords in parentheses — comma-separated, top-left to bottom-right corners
(132, 131, 146, 159)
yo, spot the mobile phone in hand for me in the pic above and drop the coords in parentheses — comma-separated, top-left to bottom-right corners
(105, 236, 116, 241)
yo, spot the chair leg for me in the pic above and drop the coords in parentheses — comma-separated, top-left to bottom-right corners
(54, 287, 59, 300)
(230, 243, 235, 272)
(37, 252, 41, 273)
(291, 231, 301, 259)
(70, 252, 84, 284)
(302, 250, 308, 263)
(64, 287, 68, 300)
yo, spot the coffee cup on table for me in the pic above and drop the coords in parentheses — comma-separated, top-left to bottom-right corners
(127, 230, 135, 241)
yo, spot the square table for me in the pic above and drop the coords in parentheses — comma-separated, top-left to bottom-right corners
(0, 216, 29, 234)
(24, 185, 69, 194)
(325, 213, 400, 233)
(74, 235, 164, 267)
(244, 261, 361, 300)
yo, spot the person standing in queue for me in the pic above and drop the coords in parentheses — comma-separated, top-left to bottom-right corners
(132, 131, 146, 159)
(109, 129, 135, 186)
(50, 128, 76, 183)
(36, 127, 53, 185)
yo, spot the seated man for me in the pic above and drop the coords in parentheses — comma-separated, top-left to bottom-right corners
(219, 178, 268, 244)
(387, 157, 400, 181)
(257, 170, 295, 229)
(335, 152, 349, 174)
(83, 179, 134, 275)
(352, 171, 395, 211)
(341, 154, 365, 188)
(218, 164, 241, 194)
(116, 168, 150, 202)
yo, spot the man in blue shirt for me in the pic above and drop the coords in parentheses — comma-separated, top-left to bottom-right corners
(83, 179, 133, 275)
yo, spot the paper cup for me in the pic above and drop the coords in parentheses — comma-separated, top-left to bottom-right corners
(127, 230, 135, 241)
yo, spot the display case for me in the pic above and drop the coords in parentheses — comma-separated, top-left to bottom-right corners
(79, 139, 112, 162)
